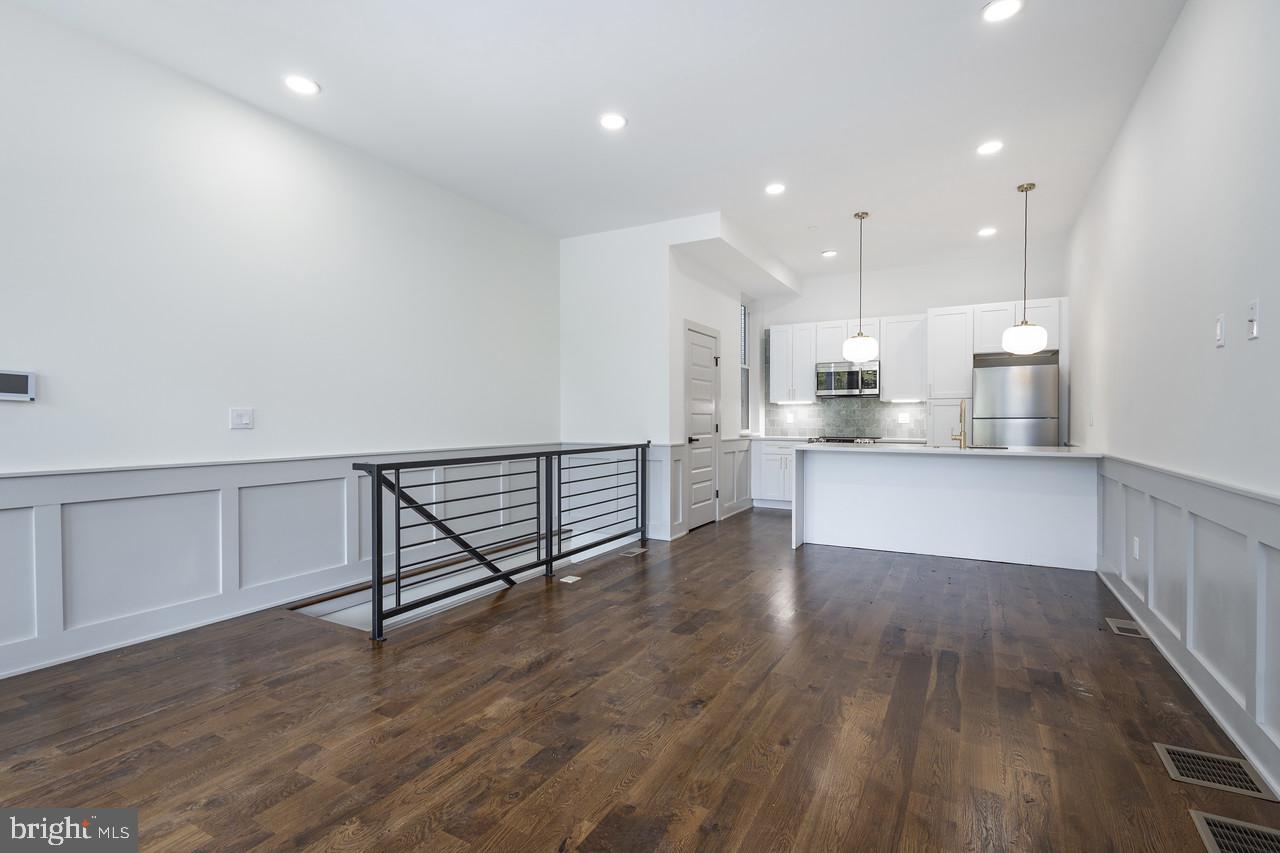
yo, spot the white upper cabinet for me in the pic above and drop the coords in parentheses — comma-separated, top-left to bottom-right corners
(768, 325, 793, 404)
(975, 298, 1062, 353)
(927, 306, 975, 399)
(973, 302, 1017, 354)
(768, 323, 817, 403)
(815, 320, 848, 363)
(791, 323, 817, 401)
(879, 314, 926, 402)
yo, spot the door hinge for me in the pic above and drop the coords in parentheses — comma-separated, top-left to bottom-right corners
(715, 422, 719, 433)
(715, 489, 720, 498)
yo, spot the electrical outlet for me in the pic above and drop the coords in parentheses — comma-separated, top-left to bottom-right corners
(229, 407, 255, 430)
(1247, 298, 1260, 340)
(897, 412, 911, 424)
(1132, 536, 1141, 561)
(1215, 314, 1226, 348)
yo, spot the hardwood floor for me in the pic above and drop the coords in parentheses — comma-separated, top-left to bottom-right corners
(3, 508, 1279, 851)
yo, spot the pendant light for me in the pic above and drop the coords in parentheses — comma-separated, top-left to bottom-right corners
(1001, 183, 1049, 355)
(842, 211, 879, 363)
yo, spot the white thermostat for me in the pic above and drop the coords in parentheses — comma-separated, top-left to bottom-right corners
(0, 371, 36, 401)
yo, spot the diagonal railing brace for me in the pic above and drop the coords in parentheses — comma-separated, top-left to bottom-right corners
(378, 473, 516, 587)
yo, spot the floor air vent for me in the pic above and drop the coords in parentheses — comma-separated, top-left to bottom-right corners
(1191, 811, 1280, 853)
(1154, 744, 1278, 801)
(1106, 617, 1148, 638)
(618, 547, 647, 557)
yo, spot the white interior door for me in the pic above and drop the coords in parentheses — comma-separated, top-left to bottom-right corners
(685, 325, 719, 530)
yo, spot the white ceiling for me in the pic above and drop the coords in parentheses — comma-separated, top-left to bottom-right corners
(27, 0, 1185, 276)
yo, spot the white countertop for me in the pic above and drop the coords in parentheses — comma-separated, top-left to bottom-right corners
(795, 443, 1102, 459)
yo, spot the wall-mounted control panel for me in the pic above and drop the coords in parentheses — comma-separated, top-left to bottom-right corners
(0, 371, 36, 401)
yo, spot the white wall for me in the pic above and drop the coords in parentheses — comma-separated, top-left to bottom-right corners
(558, 214, 721, 445)
(0, 4, 560, 475)
(1067, 0, 1279, 497)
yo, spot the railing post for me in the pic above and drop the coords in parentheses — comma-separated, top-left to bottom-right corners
(640, 441, 650, 545)
(545, 453, 555, 577)
(371, 466, 385, 642)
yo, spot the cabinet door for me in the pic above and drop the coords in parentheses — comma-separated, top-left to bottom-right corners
(846, 316, 880, 345)
(791, 323, 817, 403)
(768, 326, 793, 403)
(1020, 298, 1061, 350)
(879, 314, 926, 402)
(928, 399, 972, 447)
(759, 453, 788, 500)
(927, 306, 974, 398)
(815, 320, 848, 363)
(973, 302, 1016, 354)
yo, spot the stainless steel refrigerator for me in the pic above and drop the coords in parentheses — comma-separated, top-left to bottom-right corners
(971, 352, 1059, 447)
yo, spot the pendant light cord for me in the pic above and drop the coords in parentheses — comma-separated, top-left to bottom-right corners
(1022, 187, 1029, 323)
(858, 216, 864, 334)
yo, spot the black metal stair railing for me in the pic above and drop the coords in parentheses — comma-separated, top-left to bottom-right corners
(353, 442, 648, 641)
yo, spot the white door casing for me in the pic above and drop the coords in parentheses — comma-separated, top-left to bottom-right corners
(684, 324, 719, 531)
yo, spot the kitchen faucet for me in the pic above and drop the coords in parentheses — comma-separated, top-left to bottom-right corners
(950, 399, 968, 449)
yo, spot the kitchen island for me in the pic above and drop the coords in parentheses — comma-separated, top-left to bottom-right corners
(791, 443, 1101, 570)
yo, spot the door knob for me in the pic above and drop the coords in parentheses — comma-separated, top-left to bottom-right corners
(688, 436, 700, 443)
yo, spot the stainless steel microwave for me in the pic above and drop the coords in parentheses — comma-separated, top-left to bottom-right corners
(815, 361, 879, 397)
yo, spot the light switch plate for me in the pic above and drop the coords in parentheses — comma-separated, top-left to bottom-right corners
(229, 407, 255, 429)
(1215, 314, 1225, 348)
(1247, 299, 1260, 340)
(897, 412, 911, 424)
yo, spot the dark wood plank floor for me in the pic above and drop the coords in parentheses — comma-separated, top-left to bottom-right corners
(3, 509, 1279, 851)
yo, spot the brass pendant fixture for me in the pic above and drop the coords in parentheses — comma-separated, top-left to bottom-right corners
(842, 211, 879, 363)
(1002, 182, 1049, 355)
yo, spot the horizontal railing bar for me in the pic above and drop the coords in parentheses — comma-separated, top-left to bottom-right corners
(558, 458, 626, 472)
(560, 469, 638, 487)
(354, 443, 648, 477)
(383, 557, 553, 616)
(400, 513, 537, 538)
(399, 499, 538, 527)
(397, 528, 546, 572)
(397, 484, 536, 511)
(561, 506, 635, 528)
(555, 527, 641, 560)
(560, 491, 637, 514)
(396, 546, 541, 593)
(396, 469, 538, 492)
(557, 479, 637, 500)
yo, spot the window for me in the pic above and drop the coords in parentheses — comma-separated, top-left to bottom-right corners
(739, 304, 751, 432)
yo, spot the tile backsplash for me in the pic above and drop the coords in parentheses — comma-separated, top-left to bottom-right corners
(764, 397, 927, 439)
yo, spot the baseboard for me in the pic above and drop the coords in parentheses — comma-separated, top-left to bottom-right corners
(1098, 566, 1280, 795)
(752, 499, 792, 510)
(719, 501, 752, 521)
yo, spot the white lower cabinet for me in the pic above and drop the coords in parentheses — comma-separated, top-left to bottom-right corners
(752, 440, 804, 502)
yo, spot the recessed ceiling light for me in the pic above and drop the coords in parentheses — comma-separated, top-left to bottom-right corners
(821, 250, 838, 258)
(599, 112, 627, 131)
(765, 183, 786, 196)
(976, 139, 1004, 156)
(978, 227, 998, 237)
(284, 75, 321, 96)
(982, 0, 1024, 23)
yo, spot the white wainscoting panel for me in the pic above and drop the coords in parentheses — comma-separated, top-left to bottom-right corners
(644, 444, 687, 541)
(718, 438, 752, 519)
(239, 479, 347, 589)
(0, 508, 36, 645)
(1098, 456, 1280, 792)
(62, 491, 222, 629)
(0, 441, 582, 678)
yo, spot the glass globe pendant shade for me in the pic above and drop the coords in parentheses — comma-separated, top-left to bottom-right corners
(1001, 321, 1048, 355)
(842, 332, 879, 363)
